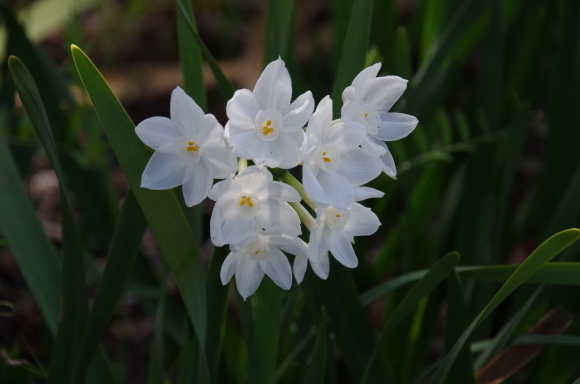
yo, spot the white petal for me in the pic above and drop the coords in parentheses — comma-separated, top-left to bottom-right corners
(135, 117, 184, 150)
(269, 234, 308, 257)
(203, 146, 237, 179)
(235, 170, 269, 194)
(325, 230, 358, 268)
(362, 76, 407, 113)
(362, 136, 386, 157)
(321, 121, 366, 153)
(255, 200, 301, 237)
(293, 256, 308, 284)
(351, 63, 381, 91)
(235, 258, 265, 300)
(228, 126, 259, 159)
(256, 181, 300, 202)
(274, 130, 304, 169)
(220, 252, 238, 284)
(248, 140, 284, 168)
(344, 203, 381, 237)
(141, 151, 187, 190)
(208, 178, 240, 201)
(374, 112, 418, 141)
(303, 166, 328, 207)
(182, 160, 213, 207)
(353, 186, 385, 202)
(170, 86, 206, 132)
(316, 171, 354, 210)
(219, 207, 255, 245)
(210, 204, 225, 246)
(260, 249, 292, 290)
(306, 96, 332, 140)
(311, 253, 330, 280)
(226, 89, 260, 128)
(238, 165, 274, 181)
(368, 137, 397, 179)
(253, 58, 292, 111)
(282, 91, 315, 130)
(308, 220, 328, 262)
(196, 114, 227, 145)
(336, 148, 382, 185)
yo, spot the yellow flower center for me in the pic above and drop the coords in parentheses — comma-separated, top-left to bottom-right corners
(186, 141, 199, 152)
(239, 196, 254, 207)
(322, 151, 331, 163)
(261, 119, 275, 136)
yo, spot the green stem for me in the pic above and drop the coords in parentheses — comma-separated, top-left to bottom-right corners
(289, 202, 315, 231)
(281, 171, 316, 210)
(238, 158, 248, 174)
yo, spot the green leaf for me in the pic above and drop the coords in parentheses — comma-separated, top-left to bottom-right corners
(406, 0, 489, 114)
(263, 0, 295, 63)
(310, 258, 391, 383)
(71, 45, 210, 382)
(70, 190, 147, 383)
(148, 261, 169, 384)
(175, 0, 205, 245)
(176, 0, 206, 110)
(0, 119, 61, 334)
(473, 287, 542, 370)
(245, 279, 284, 384)
(8, 55, 89, 384)
(513, 335, 580, 346)
(361, 252, 460, 383)
(331, 0, 374, 117)
(430, 228, 580, 384)
(175, 0, 236, 102)
(444, 271, 474, 384)
(303, 308, 327, 384)
(204, 246, 230, 380)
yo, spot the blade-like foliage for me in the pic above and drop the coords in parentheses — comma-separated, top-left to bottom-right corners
(71, 45, 210, 381)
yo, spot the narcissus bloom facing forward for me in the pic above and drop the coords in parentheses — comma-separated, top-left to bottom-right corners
(309, 202, 381, 268)
(136, 87, 236, 206)
(341, 63, 419, 179)
(209, 167, 302, 246)
(226, 58, 314, 168)
(220, 232, 308, 299)
(303, 96, 382, 210)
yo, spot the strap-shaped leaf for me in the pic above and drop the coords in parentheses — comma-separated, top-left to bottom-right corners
(9, 55, 90, 384)
(361, 252, 460, 383)
(71, 45, 210, 381)
(430, 228, 580, 384)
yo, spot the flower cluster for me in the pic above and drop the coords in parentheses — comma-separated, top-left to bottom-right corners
(135, 58, 418, 299)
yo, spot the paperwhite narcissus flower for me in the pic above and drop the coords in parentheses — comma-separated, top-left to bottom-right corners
(293, 252, 329, 284)
(209, 167, 302, 246)
(303, 96, 382, 210)
(226, 58, 314, 168)
(221, 232, 308, 299)
(136, 87, 237, 206)
(341, 63, 419, 179)
(309, 203, 381, 268)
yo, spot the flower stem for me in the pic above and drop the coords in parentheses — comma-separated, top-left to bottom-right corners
(281, 171, 316, 210)
(289, 202, 315, 231)
(237, 158, 247, 174)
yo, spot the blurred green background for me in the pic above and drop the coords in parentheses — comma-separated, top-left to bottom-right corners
(1, 0, 580, 383)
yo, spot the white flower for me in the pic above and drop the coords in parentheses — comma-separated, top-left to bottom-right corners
(226, 58, 314, 169)
(309, 203, 381, 268)
(293, 252, 329, 284)
(341, 63, 418, 179)
(220, 232, 308, 299)
(209, 166, 301, 246)
(302, 96, 382, 210)
(135, 87, 237, 207)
